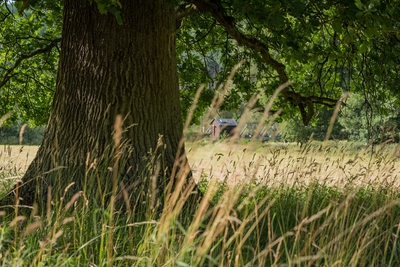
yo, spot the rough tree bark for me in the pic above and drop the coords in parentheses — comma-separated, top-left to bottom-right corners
(15, 0, 192, 206)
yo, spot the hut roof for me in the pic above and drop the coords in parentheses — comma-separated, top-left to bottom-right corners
(210, 118, 238, 127)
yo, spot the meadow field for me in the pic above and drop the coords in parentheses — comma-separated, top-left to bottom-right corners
(1, 140, 400, 266)
(4, 140, 400, 187)
(188, 140, 400, 187)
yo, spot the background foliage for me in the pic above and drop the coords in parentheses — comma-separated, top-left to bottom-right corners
(1, 0, 400, 141)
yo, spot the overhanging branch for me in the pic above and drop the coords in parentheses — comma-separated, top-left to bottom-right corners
(188, 0, 339, 125)
(176, 3, 198, 31)
(0, 37, 61, 90)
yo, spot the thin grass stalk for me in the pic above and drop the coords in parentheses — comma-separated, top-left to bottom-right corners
(201, 60, 245, 135)
(108, 114, 123, 267)
(0, 113, 12, 127)
(192, 182, 247, 265)
(19, 124, 27, 146)
(388, 222, 400, 265)
(230, 93, 260, 142)
(167, 84, 205, 214)
(252, 82, 288, 139)
(306, 198, 400, 266)
(183, 84, 206, 134)
(244, 205, 331, 267)
(13, 179, 20, 243)
(160, 159, 193, 234)
(348, 232, 379, 266)
(225, 191, 276, 249)
(325, 92, 349, 141)
(183, 178, 218, 247)
(28, 183, 76, 267)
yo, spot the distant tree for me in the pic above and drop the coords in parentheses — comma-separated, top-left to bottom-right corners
(281, 107, 345, 142)
(0, 123, 45, 145)
(338, 93, 400, 142)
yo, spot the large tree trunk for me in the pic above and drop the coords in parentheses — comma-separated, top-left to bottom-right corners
(16, 0, 190, 206)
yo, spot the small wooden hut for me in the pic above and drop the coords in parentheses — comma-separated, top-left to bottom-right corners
(210, 118, 238, 139)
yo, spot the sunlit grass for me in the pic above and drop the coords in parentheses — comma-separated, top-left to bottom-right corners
(188, 139, 400, 188)
(0, 139, 400, 266)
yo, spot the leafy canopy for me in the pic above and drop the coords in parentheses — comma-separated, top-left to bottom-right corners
(0, 0, 61, 125)
(1, 0, 400, 126)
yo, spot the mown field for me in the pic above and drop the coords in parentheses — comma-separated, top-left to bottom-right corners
(0, 140, 400, 266)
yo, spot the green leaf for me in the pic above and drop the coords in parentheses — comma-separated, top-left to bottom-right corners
(109, 8, 123, 25)
(342, 34, 353, 43)
(269, 13, 285, 29)
(332, 20, 342, 34)
(97, 3, 108, 14)
(359, 41, 371, 53)
(355, 0, 364, 10)
(364, 28, 377, 39)
(356, 11, 364, 18)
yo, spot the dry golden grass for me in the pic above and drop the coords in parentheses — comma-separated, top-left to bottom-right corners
(3, 141, 400, 189)
(0, 145, 38, 174)
(187, 140, 400, 188)
(2, 141, 400, 266)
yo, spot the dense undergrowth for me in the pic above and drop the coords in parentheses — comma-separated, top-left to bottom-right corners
(1, 141, 400, 266)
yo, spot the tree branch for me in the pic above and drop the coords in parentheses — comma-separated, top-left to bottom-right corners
(175, 3, 198, 31)
(0, 11, 11, 23)
(188, 0, 339, 125)
(0, 37, 61, 90)
(189, 19, 216, 45)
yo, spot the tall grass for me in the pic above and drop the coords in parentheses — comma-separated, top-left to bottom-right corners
(1, 79, 400, 266)
(0, 139, 400, 266)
